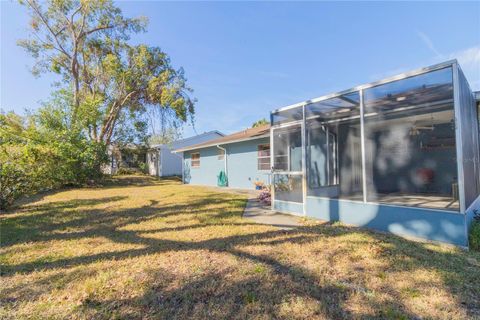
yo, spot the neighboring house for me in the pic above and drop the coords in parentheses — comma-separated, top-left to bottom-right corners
(146, 131, 224, 177)
(269, 60, 480, 247)
(175, 125, 271, 189)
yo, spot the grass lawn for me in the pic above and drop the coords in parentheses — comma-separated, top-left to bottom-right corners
(1, 175, 479, 319)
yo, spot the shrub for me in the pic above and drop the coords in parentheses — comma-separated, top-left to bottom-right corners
(0, 140, 107, 210)
(0, 103, 109, 210)
(0, 161, 30, 210)
(116, 167, 141, 175)
(470, 210, 480, 251)
(138, 162, 147, 174)
(258, 189, 271, 205)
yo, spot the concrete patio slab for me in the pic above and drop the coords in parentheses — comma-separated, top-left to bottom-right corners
(243, 198, 302, 229)
(205, 186, 301, 229)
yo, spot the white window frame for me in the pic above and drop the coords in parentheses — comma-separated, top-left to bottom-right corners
(257, 144, 271, 171)
(191, 152, 200, 168)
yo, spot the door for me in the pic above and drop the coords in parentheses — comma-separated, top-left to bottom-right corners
(271, 123, 305, 206)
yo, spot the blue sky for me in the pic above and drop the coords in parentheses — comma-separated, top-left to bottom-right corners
(1, 1, 479, 137)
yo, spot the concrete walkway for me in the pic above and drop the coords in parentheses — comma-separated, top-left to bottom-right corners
(205, 185, 301, 229)
(243, 197, 302, 229)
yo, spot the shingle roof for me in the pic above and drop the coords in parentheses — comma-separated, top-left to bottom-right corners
(174, 124, 270, 152)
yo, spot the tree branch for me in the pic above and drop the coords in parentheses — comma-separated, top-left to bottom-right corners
(25, 0, 71, 59)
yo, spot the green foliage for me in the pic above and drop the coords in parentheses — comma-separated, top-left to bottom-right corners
(0, 155, 31, 210)
(470, 213, 480, 251)
(116, 167, 141, 175)
(18, 0, 195, 145)
(252, 118, 269, 128)
(4, 0, 197, 208)
(138, 162, 147, 174)
(0, 109, 107, 210)
(148, 127, 182, 146)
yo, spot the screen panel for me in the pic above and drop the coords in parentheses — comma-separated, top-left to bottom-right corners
(363, 67, 459, 211)
(305, 91, 363, 200)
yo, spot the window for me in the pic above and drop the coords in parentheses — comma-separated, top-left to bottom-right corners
(191, 153, 200, 168)
(257, 144, 271, 170)
(218, 149, 225, 160)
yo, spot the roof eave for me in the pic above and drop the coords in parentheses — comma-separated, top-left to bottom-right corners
(173, 133, 270, 153)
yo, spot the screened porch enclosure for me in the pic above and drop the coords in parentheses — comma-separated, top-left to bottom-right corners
(271, 61, 480, 219)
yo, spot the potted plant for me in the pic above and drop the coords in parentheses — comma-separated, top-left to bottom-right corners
(254, 180, 265, 190)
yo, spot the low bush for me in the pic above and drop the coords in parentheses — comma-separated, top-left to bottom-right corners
(0, 110, 108, 210)
(116, 167, 143, 175)
(0, 142, 107, 210)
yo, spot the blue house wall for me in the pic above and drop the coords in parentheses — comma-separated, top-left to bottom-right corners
(183, 137, 270, 189)
(272, 198, 469, 246)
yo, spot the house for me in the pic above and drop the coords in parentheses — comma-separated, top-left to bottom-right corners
(175, 125, 271, 189)
(174, 60, 479, 247)
(146, 131, 224, 177)
(269, 60, 480, 247)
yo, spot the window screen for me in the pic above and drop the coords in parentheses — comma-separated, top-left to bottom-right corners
(257, 144, 271, 170)
(363, 67, 458, 211)
(305, 91, 363, 200)
(272, 125, 302, 172)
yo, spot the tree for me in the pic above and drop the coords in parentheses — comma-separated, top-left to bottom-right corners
(18, 0, 195, 145)
(0, 105, 108, 209)
(252, 118, 269, 128)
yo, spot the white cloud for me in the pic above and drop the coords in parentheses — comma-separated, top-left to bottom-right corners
(371, 34, 480, 91)
(417, 31, 443, 58)
(416, 30, 480, 90)
(449, 46, 480, 90)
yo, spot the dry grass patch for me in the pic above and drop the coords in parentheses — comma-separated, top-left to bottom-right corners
(1, 175, 479, 319)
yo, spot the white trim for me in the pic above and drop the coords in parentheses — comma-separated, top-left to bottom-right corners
(270, 126, 275, 211)
(452, 62, 466, 214)
(257, 143, 271, 171)
(191, 152, 200, 168)
(271, 119, 304, 129)
(359, 89, 368, 203)
(301, 105, 307, 216)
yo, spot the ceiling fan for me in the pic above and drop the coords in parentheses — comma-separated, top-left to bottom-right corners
(409, 121, 435, 136)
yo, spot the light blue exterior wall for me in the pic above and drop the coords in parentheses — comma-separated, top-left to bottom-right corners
(273, 200, 304, 215)
(272, 197, 468, 246)
(183, 137, 270, 189)
(273, 197, 468, 247)
(305, 197, 468, 246)
(184, 146, 222, 187)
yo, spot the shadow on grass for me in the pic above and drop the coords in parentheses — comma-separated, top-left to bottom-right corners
(101, 175, 181, 188)
(1, 176, 479, 319)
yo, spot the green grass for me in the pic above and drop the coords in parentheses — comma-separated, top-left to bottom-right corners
(1, 175, 479, 319)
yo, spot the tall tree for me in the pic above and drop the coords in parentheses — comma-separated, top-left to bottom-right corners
(252, 118, 269, 128)
(18, 0, 195, 145)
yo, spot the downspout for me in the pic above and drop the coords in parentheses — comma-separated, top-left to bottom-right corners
(216, 145, 228, 186)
